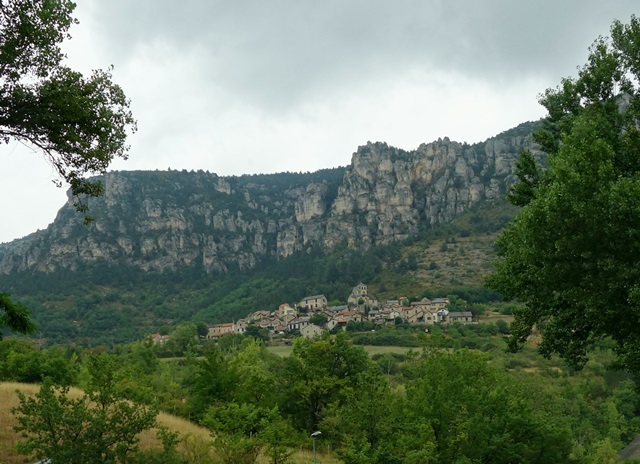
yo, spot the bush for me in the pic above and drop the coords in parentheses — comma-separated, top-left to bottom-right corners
(495, 320, 510, 335)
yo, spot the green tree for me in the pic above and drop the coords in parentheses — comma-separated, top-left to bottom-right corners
(403, 350, 572, 463)
(326, 368, 404, 463)
(167, 322, 198, 356)
(0, 0, 136, 208)
(487, 15, 640, 378)
(188, 348, 239, 419)
(202, 402, 272, 464)
(309, 313, 328, 327)
(0, 293, 36, 340)
(244, 324, 269, 342)
(1, 0, 135, 339)
(279, 332, 371, 432)
(12, 354, 157, 463)
(507, 148, 542, 207)
(196, 322, 209, 339)
(260, 415, 299, 464)
(1, 342, 78, 385)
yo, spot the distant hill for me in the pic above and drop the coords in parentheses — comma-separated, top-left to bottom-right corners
(0, 121, 541, 345)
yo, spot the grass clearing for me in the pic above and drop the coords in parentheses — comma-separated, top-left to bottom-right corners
(267, 344, 416, 357)
(0, 382, 214, 464)
(0, 382, 339, 464)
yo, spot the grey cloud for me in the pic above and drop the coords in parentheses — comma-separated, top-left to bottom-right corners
(83, 0, 638, 112)
(86, 0, 635, 106)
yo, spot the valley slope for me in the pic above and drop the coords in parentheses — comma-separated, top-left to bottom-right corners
(0, 121, 540, 344)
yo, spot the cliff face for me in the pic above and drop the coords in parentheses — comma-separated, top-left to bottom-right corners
(0, 125, 542, 275)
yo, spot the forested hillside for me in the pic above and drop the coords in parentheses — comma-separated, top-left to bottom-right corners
(0, 199, 513, 345)
(0, 120, 536, 344)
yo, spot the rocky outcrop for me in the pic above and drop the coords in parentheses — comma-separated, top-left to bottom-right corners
(0, 123, 543, 275)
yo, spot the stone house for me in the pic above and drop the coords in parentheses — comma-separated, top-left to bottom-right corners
(435, 309, 449, 324)
(207, 323, 235, 339)
(386, 309, 402, 320)
(431, 298, 450, 311)
(423, 310, 438, 325)
(288, 316, 310, 332)
(150, 333, 170, 345)
(301, 324, 324, 339)
(326, 319, 340, 331)
(448, 311, 474, 323)
(234, 319, 248, 334)
(347, 282, 379, 309)
(403, 306, 423, 321)
(336, 309, 361, 322)
(405, 309, 425, 324)
(411, 297, 432, 309)
(277, 303, 297, 317)
(247, 310, 271, 322)
(299, 294, 327, 310)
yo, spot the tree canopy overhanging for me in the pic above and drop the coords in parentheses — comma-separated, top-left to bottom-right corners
(487, 16, 640, 378)
(0, 0, 135, 336)
(0, 0, 136, 208)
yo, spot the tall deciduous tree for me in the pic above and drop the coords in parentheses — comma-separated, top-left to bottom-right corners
(0, 0, 135, 338)
(279, 332, 371, 432)
(487, 16, 640, 378)
(404, 350, 572, 463)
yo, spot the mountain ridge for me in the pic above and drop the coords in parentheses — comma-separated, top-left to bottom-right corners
(0, 120, 542, 344)
(0, 121, 543, 276)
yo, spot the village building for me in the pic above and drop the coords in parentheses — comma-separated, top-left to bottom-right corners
(150, 333, 170, 345)
(207, 322, 235, 339)
(288, 316, 311, 332)
(347, 282, 379, 309)
(435, 309, 449, 324)
(299, 294, 327, 310)
(277, 303, 297, 317)
(411, 297, 432, 309)
(423, 309, 438, 325)
(431, 297, 451, 311)
(386, 308, 402, 320)
(301, 324, 324, 339)
(256, 318, 275, 331)
(326, 319, 340, 331)
(403, 305, 423, 321)
(326, 305, 348, 314)
(246, 310, 271, 322)
(336, 309, 361, 323)
(280, 313, 297, 325)
(234, 319, 248, 334)
(448, 311, 474, 324)
(404, 309, 425, 324)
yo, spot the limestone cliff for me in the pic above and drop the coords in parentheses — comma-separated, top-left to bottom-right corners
(0, 122, 543, 275)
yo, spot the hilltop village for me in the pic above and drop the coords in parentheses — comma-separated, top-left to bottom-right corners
(185, 283, 473, 342)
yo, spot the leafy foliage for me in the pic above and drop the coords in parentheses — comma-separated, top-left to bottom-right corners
(0, 0, 135, 345)
(2, 329, 640, 462)
(488, 15, 640, 378)
(0, 0, 136, 208)
(12, 354, 157, 463)
(0, 293, 35, 339)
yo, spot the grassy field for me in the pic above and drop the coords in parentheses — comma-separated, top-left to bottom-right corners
(0, 382, 214, 464)
(267, 344, 416, 357)
(0, 382, 340, 464)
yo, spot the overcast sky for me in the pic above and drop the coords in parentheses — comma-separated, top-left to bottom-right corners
(1, 0, 638, 243)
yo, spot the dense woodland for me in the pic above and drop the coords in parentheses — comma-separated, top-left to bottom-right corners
(0, 199, 514, 346)
(2, 328, 640, 463)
